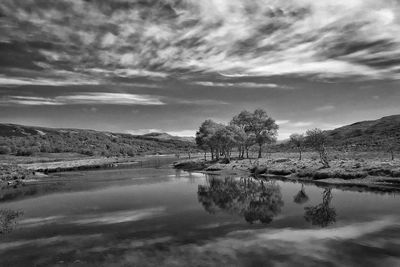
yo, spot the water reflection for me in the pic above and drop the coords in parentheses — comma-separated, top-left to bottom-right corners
(0, 209, 23, 234)
(293, 184, 309, 205)
(198, 177, 284, 224)
(304, 188, 337, 227)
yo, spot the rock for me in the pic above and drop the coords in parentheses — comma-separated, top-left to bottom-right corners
(365, 168, 392, 176)
(250, 166, 268, 175)
(273, 158, 291, 163)
(297, 169, 315, 178)
(173, 161, 206, 171)
(268, 169, 292, 176)
(391, 169, 400, 177)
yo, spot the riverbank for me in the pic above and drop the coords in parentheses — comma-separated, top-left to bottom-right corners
(0, 153, 186, 189)
(173, 153, 400, 191)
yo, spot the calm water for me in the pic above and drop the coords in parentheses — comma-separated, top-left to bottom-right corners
(1, 159, 400, 266)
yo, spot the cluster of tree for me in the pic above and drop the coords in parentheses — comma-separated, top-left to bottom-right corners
(289, 128, 330, 167)
(0, 128, 197, 157)
(198, 177, 284, 224)
(196, 109, 278, 160)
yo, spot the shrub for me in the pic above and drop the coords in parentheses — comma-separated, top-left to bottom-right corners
(0, 146, 11, 155)
(16, 146, 40, 156)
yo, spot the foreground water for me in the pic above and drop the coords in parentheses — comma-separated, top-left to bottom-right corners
(0, 159, 399, 266)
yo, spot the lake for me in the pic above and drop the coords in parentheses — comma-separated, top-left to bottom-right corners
(1, 157, 400, 266)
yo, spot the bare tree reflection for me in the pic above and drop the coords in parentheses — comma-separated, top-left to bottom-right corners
(304, 188, 336, 227)
(0, 209, 23, 234)
(198, 177, 284, 224)
(293, 184, 309, 205)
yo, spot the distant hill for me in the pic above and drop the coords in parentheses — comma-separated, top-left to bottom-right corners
(325, 115, 400, 150)
(274, 115, 400, 152)
(0, 123, 197, 156)
(141, 132, 195, 143)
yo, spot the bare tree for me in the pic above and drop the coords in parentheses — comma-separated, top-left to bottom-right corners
(306, 128, 330, 168)
(289, 133, 305, 160)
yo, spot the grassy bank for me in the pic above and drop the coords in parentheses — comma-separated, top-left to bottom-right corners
(0, 152, 192, 189)
(173, 151, 400, 190)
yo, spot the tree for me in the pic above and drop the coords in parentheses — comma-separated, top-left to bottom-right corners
(306, 128, 330, 168)
(381, 136, 399, 161)
(289, 133, 305, 160)
(250, 109, 278, 158)
(231, 109, 278, 158)
(213, 126, 237, 161)
(196, 120, 224, 160)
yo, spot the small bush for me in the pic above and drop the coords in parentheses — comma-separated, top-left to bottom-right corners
(16, 146, 40, 156)
(0, 146, 11, 155)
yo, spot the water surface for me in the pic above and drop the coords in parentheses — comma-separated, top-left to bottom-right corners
(0, 160, 399, 266)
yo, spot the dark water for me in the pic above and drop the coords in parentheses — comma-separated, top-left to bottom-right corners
(0, 160, 400, 266)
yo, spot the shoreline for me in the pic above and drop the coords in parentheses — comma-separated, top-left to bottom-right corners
(0, 153, 184, 188)
(173, 156, 400, 192)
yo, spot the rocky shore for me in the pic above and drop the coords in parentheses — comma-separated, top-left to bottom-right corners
(173, 156, 400, 190)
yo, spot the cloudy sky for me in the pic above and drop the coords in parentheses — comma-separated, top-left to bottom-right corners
(1, 0, 400, 139)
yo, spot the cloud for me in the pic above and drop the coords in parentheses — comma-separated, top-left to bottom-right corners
(126, 129, 164, 135)
(1, 93, 165, 106)
(193, 81, 290, 89)
(0, 75, 99, 86)
(166, 130, 196, 137)
(0, 0, 399, 83)
(315, 105, 336, 112)
(176, 99, 228, 105)
(276, 120, 290, 125)
(291, 121, 314, 127)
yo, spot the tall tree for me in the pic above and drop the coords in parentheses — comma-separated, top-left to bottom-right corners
(231, 109, 278, 158)
(306, 128, 330, 168)
(195, 120, 224, 160)
(230, 111, 254, 158)
(248, 109, 278, 158)
(289, 133, 305, 160)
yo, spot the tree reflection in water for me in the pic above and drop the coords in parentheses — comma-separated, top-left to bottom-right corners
(293, 184, 309, 205)
(304, 188, 336, 227)
(0, 209, 23, 234)
(198, 177, 284, 224)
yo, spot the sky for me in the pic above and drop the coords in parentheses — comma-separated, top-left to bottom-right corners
(0, 0, 400, 140)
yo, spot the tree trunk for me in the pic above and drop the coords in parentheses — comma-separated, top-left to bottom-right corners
(258, 144, 262, 158)
(299, 149, 302, 161)
(391, 150, 394, 161)
(319, 146, 330, 168)
(246, 148, 249, 159)
(204, 151, 206, 161)
(211, 149, 214, 160)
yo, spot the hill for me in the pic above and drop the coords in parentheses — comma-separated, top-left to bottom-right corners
(141, 132, 195, 143)
(0, 123, 197, 157)
(273, 115, 400, 152)
(325, 115, 400, 150)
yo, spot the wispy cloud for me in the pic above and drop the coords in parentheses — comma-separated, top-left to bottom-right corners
(0, 76, 99, 86)
(1, 0, 399, 82)
(315, 105, 336, 112)
(193, 81, 290, 89)
(1, 93, 165, 106)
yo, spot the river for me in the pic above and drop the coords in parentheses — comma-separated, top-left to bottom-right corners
(0, 157, 399, 266)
